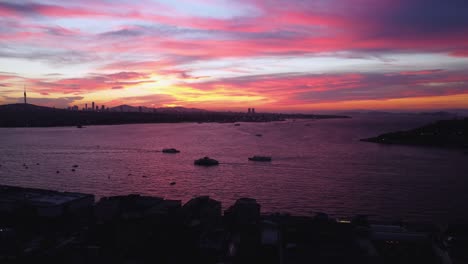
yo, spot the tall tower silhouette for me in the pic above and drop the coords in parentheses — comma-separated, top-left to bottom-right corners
(23, 86, 27, 104)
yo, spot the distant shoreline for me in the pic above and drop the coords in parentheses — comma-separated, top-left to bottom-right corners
(361, 118, 468, 149)
(0, 103, 350, 128)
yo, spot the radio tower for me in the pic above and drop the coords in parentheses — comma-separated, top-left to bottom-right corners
(24, 85, 27, 104)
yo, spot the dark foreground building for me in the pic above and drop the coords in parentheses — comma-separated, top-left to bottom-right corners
(0, 185, 94, 217)
(0, 185, 465, 263)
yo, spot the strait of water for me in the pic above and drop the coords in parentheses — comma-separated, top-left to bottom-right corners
(1, 114, 467, 223)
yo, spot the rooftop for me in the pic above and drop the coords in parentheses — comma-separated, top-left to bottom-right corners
(0, 185, 93, 208)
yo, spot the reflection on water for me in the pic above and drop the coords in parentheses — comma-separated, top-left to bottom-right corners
(0, 114, 467, 223)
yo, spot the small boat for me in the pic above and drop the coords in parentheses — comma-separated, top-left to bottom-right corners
(77, 125, 83, 128)
(234, 123, 240, 126)
(255, 134, 262, 137)
(162, 148, 180, 153)
(248, 156, 272, 162)
(194, 157, 219, 166)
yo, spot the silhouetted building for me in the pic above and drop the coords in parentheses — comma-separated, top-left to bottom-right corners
(0, 188, 454, 263)
(85, 104, 88, 111)
(92, 102, 95, 111)
(252, 108, 256, 114)
(94, 194, 173, 222)
(183, 196, 221, 227)
(248, 108, 251, 114)
(225, 198, 260, 225)
(101, 105, 105, 111)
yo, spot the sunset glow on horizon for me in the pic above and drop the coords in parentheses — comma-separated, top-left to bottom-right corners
(1, 0, 468, 111)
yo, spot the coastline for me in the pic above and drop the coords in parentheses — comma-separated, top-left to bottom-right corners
(0, 103, 349, 128)
(360, 118, 468, 149)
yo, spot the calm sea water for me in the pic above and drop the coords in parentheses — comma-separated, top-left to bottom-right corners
(1, 114, 467, 223)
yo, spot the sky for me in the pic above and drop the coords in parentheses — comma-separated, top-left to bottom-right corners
(1, 0, 468, 112)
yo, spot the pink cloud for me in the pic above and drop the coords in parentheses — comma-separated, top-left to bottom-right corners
(0, 2, 101, 18)
(1, 0, 468, 110)
(183, 70, 468, 105)
(450, 50, 468, 57)
(398, 70, 445, 76)
(25, 71, 153, 94)
(0, 73, 17, 81)
(2, 0, 468, 60)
